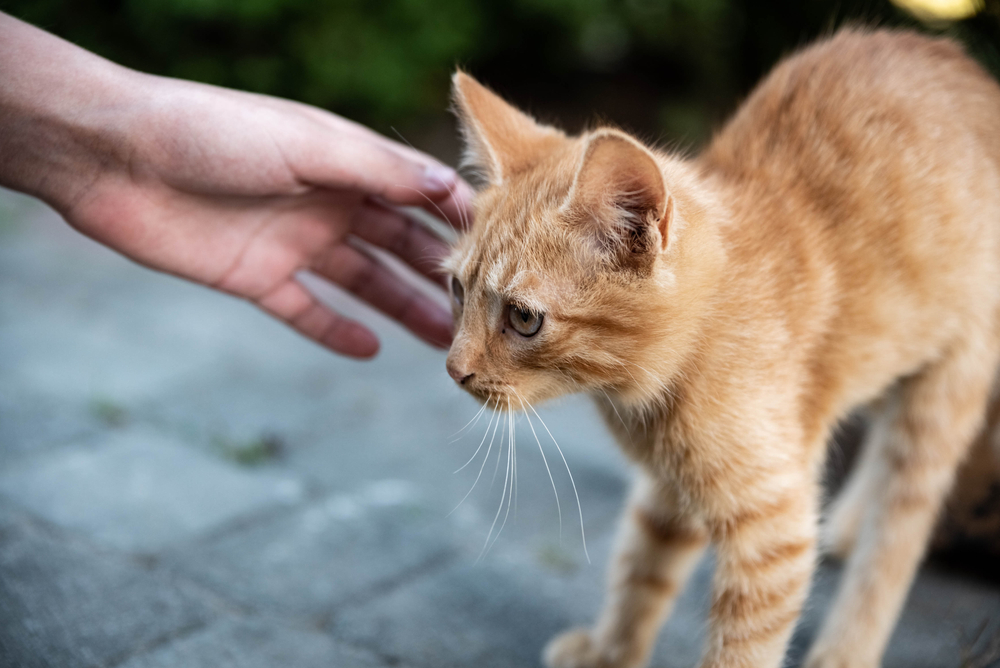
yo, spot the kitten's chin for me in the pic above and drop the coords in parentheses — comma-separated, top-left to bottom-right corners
(464, 387, 513, 410)
(461, 385, 536, 412)
(467, 385, 574, 414)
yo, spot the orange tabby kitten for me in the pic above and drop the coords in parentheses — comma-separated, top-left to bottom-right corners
(443, 28, 1000, 668)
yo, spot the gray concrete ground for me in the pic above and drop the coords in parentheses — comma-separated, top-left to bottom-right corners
(1, 186, 998, 668)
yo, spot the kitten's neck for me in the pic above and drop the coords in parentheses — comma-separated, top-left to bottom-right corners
(608, 155, 733, 411)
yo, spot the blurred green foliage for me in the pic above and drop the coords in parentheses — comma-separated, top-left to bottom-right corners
(3, 0, 998, 143)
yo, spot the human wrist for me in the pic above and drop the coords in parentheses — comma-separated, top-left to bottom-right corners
(0, 13, 149, 215)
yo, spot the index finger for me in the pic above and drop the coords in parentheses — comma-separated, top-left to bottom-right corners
(291, 121, 474, 229)
(373, 157, 474, 230)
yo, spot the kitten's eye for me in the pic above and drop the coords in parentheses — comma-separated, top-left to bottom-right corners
(508, 305, 544, 337)
(451, 276, 464, 309)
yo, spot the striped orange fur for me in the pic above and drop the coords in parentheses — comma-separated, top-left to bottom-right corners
(445, 28, 1000, 668)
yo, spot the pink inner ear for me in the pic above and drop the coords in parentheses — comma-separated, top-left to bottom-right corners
(572, 132, 669, 249)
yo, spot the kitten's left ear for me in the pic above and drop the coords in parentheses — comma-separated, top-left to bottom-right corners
(564, 130, 672, 264)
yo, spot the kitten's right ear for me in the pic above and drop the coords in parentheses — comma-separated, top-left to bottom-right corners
(563, 130, 671, 269)
(451, 71, 565, 185)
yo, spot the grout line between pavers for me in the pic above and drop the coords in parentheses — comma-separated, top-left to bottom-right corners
(160, 485, 323, 553)
(320, 547, 461, 633)
(102, 617, 212, 668)
(0, 494, 262, 618)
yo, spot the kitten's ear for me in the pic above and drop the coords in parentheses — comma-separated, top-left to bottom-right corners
(451, 71, 565, 185)
(564, 130, 671, 264)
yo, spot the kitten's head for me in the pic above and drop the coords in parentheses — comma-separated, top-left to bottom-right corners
(444, 72, 718, 411)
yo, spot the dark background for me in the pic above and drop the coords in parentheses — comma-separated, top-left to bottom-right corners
(3, 0, 999, 164)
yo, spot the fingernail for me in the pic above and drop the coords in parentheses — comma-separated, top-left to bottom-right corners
(422, 164, 458, 194)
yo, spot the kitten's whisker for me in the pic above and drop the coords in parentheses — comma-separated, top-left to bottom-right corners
(410, 252, 455, 265)
(516, 389, 563, 543)
(454, 400, 497, 472)
(479, 398, 514, 560)
(489, 410, 507, 492)
(443, 173, 472, 231)
(388, 128, 471, 231)
(600, 389, 633, 447)
(447, 399, 503, 517)
(390, 125, 415, 149)
(622, 358, 657, 385)
(526, 401, 591, 564)
(629, 362, 654, 377)
(392, 184, 455, 230)
(449, 399, 490, 442)
(611, 358, 640, 386)
(512, 402, 519, 522)
(487, 397, 517, 555)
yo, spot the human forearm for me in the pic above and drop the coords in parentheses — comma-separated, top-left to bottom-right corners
(0, 12, 146, 213)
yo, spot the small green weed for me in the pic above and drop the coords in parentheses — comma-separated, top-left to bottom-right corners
(213, 433, 283, 466)
(537, 543, 579, 575)
(89, 398, 129, 428)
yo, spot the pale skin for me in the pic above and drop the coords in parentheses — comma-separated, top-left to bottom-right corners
(0, 12, 473, 358)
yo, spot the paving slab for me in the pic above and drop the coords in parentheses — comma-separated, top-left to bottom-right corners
(0, 191, 316, 407)
(0, 428, 304, 552)
(116, 617, 397, 668)
(3, 188, 1000, 668)
(0, 505, 219, 668)
(0, 388, 101, 464)
(332, 552, 597, 668)
(332, 531, 713, 668)
(281, 379, 633, 550)
(165, 483, 457, 620)
(335, 538, 1000, 668)
(789, 560, 1000, 668)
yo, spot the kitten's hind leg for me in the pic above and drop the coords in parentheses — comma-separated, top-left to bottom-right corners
(545, 473, 707, 668)
(822, 407, 889, 560)
(806, 337, 998, 668)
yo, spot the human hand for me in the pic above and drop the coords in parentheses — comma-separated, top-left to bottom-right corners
(69, 76, 472, 358)
(0, 13, 471, 358)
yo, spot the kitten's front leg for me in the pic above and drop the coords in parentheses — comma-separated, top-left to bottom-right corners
(701, 483, 818, 668)
(545, 474, 708, 668)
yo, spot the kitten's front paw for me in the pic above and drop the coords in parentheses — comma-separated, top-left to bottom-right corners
(804, 645, 877, 668)
(544, 628, 607, 668)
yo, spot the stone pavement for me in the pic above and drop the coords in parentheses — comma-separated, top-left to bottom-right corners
(0, 186, 998, 668)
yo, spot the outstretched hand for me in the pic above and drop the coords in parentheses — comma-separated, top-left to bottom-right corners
(0, 12, 472, 358)
(68, 78, 473, 358)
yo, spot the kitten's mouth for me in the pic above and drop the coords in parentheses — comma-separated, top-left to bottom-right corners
(475, 390, 510, 409)
(464, 385, 517, 411)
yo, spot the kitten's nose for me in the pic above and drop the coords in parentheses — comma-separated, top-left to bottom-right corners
(447, 359, 474, 385)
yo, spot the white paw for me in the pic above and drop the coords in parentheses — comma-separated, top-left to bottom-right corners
(805, 645, 878, 668)
(544, 628, 605, 668)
